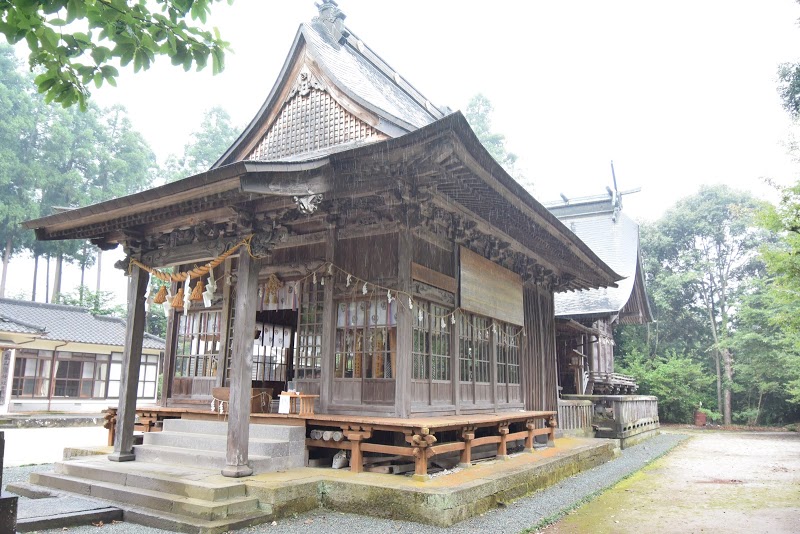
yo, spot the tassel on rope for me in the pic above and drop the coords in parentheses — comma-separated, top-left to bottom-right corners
(171, 287, 185, 309)
(152, 285, 168, 304)
(190, 279, 205, 301)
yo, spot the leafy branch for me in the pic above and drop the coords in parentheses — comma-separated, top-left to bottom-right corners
(0, 0, 232, 110)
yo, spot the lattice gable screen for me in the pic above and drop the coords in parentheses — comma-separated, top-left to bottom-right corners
(248, 87, 382, 161)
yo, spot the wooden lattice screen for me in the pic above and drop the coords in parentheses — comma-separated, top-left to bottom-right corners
(248, 89, 381, 161)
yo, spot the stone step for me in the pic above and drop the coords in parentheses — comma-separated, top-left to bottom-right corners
(142, 430, 300, 458)
(133, 444, 305, 473)
(120, 502, 273, 534)
(29, 472, 260, 522)
(162, 419, 305, 442)
(53, 459, 247, 501)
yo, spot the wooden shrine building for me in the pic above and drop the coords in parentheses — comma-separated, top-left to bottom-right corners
(24, 1, 621, 478)
(547, 191, 653, 396)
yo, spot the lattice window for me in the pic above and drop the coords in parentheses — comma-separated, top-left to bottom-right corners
(496, 322, 520, 385)
(295, 281, 324, 380)
(413, 300, 452, 381)
(175, 310, 222, 378)
(253, 324, 292, 382)
(335, 299, 396, 380)
(459, 313, 491, 384)
(248, 89, 380, 161)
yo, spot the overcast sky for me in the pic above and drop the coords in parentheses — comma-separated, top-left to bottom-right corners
(7, 0, 800, 304)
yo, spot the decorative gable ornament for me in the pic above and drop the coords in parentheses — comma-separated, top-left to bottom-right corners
(286, 66, 326, 102)
(313, 0, 349, 44)
(294, 193, 324, 214)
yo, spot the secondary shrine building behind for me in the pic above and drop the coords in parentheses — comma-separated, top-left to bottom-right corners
(24, 2, 621, 463)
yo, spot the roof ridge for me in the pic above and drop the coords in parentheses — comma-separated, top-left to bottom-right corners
(339, 26, 446, 120)
(0, 297, 91, 314)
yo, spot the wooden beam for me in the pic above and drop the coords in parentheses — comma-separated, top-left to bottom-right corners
(222, 251, 260, 477)
(108, 264, 148, 462)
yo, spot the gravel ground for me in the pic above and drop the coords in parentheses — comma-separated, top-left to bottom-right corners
(4, 433, 687, 534)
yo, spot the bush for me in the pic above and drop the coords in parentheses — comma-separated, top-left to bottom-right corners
(617, 349, 715, 423)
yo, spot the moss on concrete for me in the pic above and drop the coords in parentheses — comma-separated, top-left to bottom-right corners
(242, 439, 617, 527)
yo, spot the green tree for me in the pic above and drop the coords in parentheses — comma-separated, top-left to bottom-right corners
(160, 106, 238, 182)
(617, 349, 714, 423)
(465, 93, 529, 188)
(619, 185, 769, 424)
(0, 43, 41, 297)
(57, 284, 124, 316)
(0, 0, 230, 110)
(727, 277, 800, 424)
(31, 99, 156, 300)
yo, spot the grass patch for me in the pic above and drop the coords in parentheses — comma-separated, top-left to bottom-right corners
(521, 435, 690, 533)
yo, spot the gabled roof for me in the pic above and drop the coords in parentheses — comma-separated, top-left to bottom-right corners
(0, 298, 165, 350)
(548, 195, 653, 323)
(214, 2, 446, 168)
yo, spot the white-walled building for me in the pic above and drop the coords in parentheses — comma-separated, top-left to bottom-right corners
(0, 298, 164, 413)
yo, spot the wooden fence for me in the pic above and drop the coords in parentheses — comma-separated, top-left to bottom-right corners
(561, 394, 659, 440)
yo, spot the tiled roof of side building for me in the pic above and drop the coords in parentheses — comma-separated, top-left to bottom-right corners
(0, 298, 165, 350)
(0, 315, 44, 335)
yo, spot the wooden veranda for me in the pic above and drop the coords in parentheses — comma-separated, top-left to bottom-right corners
(104, 405, 556, 480)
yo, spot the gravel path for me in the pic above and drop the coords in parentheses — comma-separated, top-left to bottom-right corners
(5, 433, 687, 534)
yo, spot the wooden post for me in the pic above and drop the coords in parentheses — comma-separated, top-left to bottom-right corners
(222, 251, 260, 478)
(548, 415, 557, 447)
(159, 281, 178, 407)
(345, 431, 365, 474)
(109, 264, 148, 462)
(453, 246, 461, 414)
(215, 258, 233, 389)
(497, 423, 510, 459)
(524, 420, 535, 452)
(459, 427, 474, 467)
(490, 320, 498, 408)
(319, 227, 336, 413)
(395, 229, 412, 417)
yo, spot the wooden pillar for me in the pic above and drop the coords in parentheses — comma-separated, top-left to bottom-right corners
(394, 228, 412, 417)
(159, 282, 178, 407)
(109, 264, 148, 462)
(320, 227, 336, 413)
(452, 247, 461, 415)
(490, 320, 498, 408)
(459, 427, 474, 467)
(222, 251, 260, 478)
(524, 420, 535, 452)
(215, 258, 233, 389)
(548, 415, 557, 447)
(344, 430, 368, 473)
(497, 423, 510, 459)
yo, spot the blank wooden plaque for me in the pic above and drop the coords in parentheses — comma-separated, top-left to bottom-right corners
(459, 246, 524, 326)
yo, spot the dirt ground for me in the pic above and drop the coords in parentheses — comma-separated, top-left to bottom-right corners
(544, 430, 800, 534)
